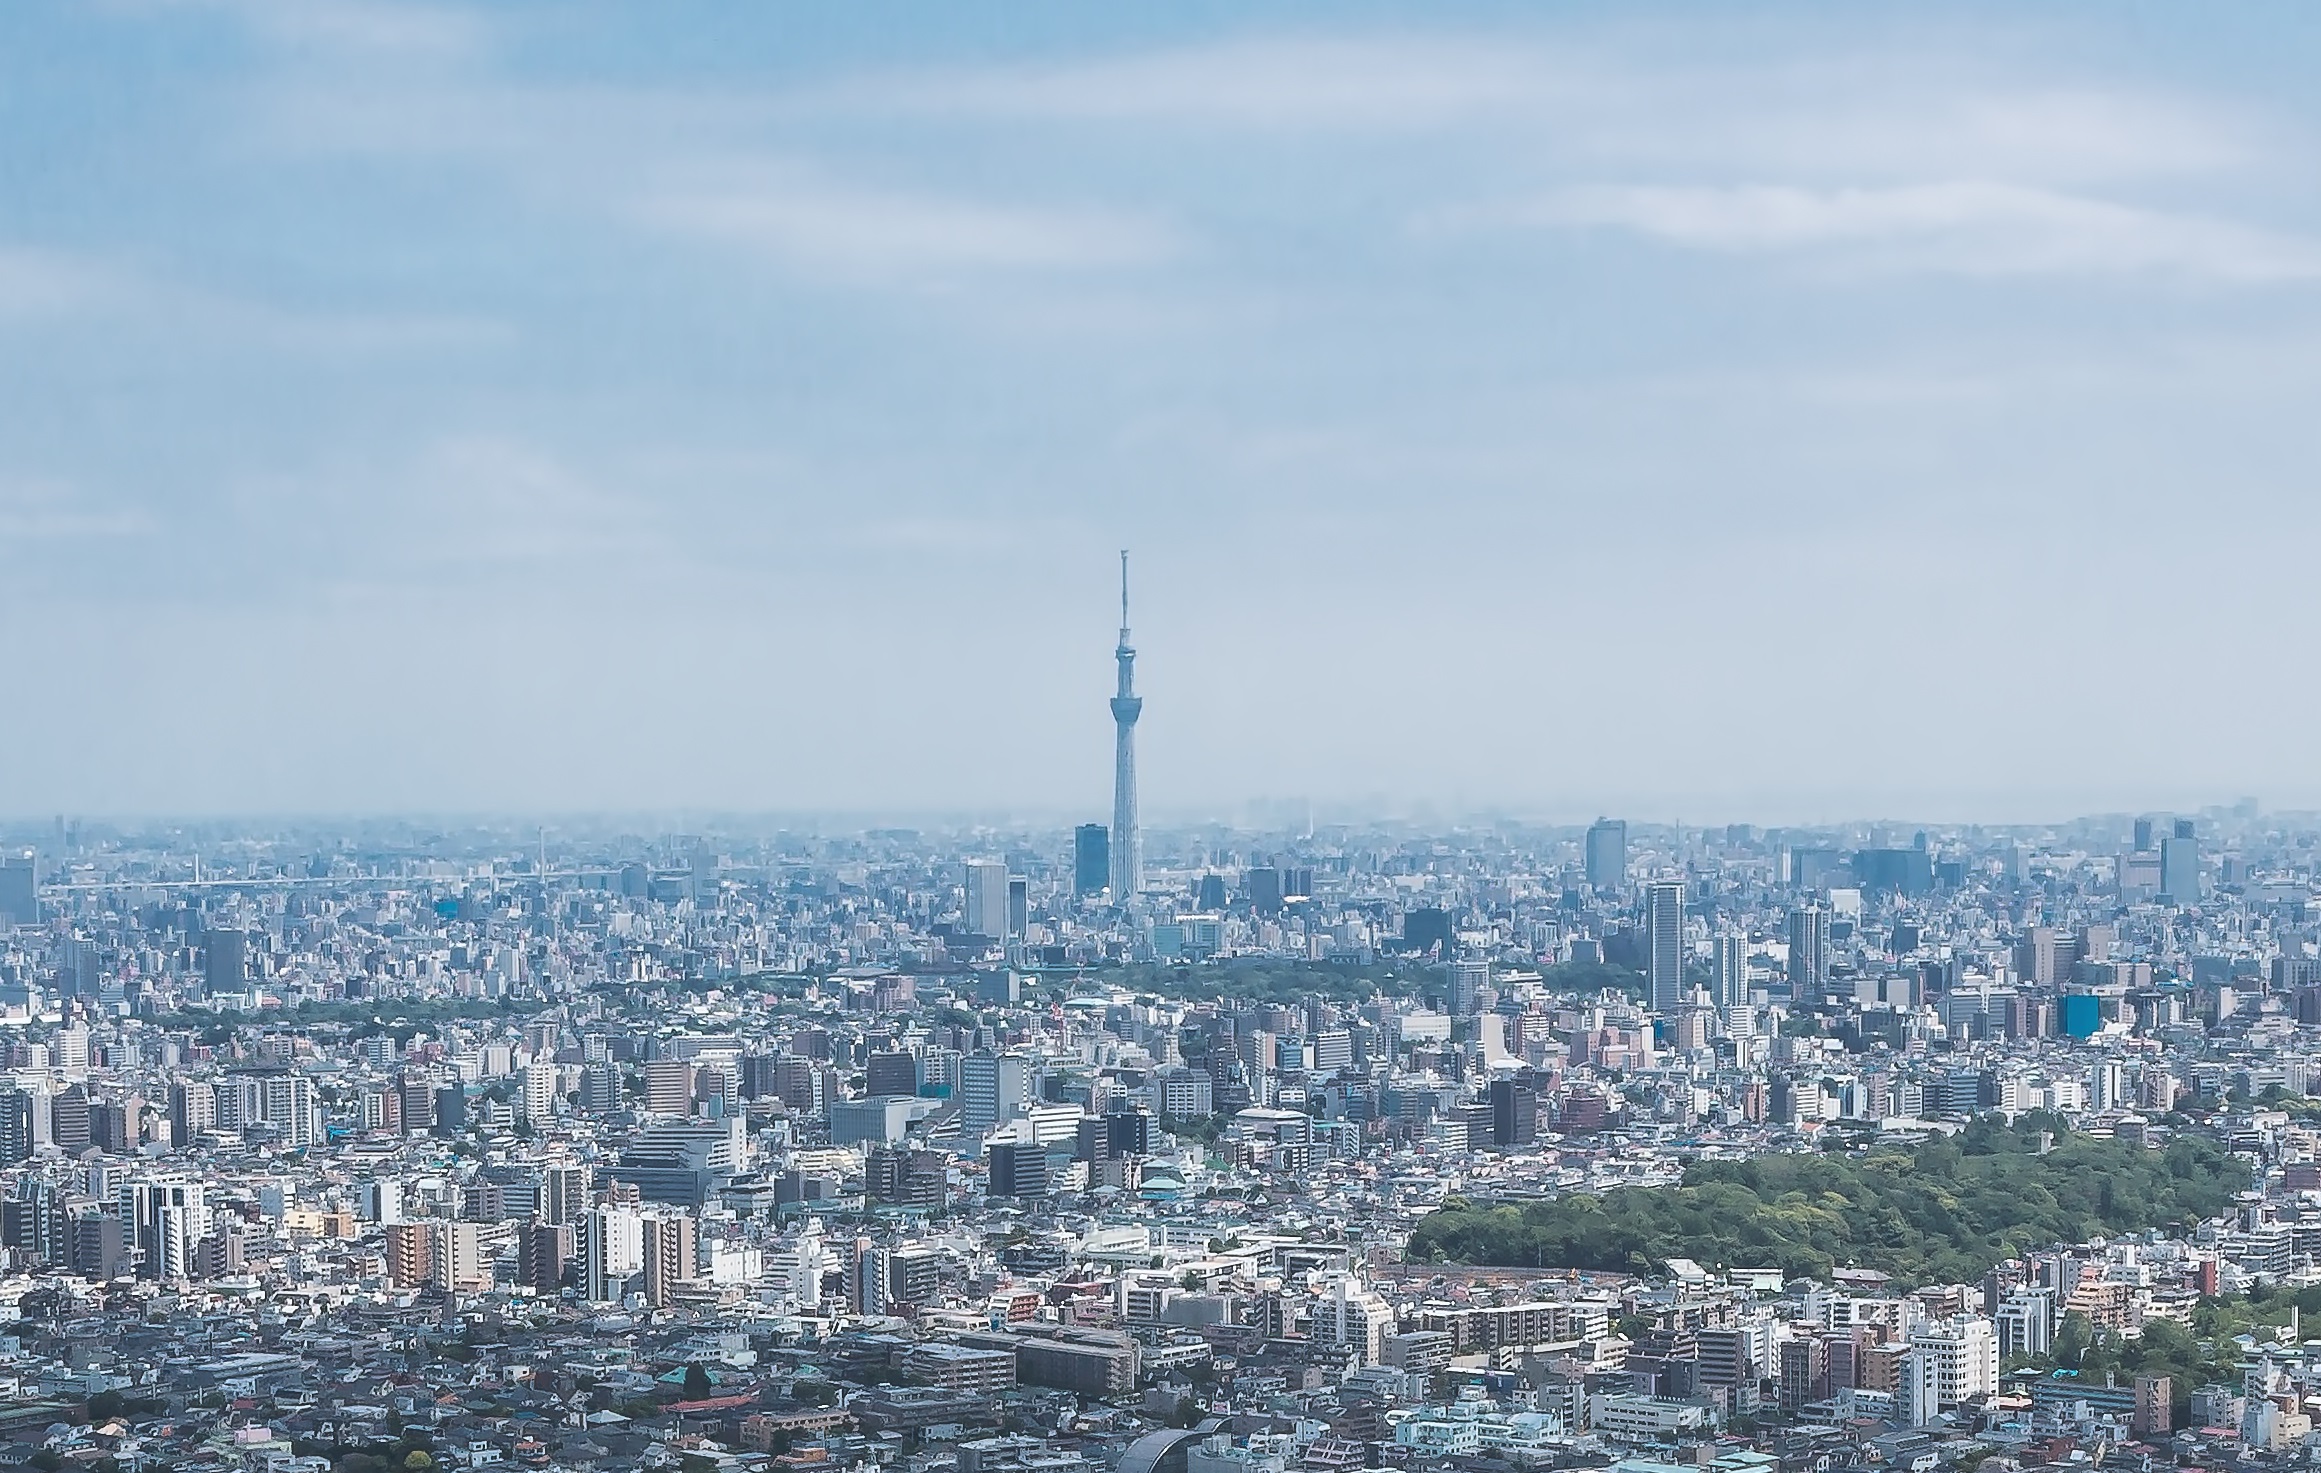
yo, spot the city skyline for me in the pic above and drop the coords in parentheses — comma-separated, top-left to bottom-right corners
(13, 7, 2321, 1462)
(8, 3, 2321, 815)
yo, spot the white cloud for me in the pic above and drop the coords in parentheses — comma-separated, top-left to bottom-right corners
(842, 34, 2255, 184)
(130, 0, 485, 60)
(0, 249, 132, 318)
(636, 166, 1179, 283)
(0, 240, 505, 349)
(0, 478, 156, 540)
(851, 35, 1572, 132)
(1506, 182, 2321, 281)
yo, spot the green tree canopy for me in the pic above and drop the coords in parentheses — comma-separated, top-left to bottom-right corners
(1407, 1118, 2244, 1286)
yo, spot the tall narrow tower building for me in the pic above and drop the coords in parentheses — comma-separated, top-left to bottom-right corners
(1109, 551, 1143, 901)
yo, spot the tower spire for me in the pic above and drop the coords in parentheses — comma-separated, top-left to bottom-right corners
(1109, 550, 1143, 902)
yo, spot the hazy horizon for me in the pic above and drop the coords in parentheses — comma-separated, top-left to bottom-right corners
(9, 2, 2321, 816)
(0, 796, 2289, 841)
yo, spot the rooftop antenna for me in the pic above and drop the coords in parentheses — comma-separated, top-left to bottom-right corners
(1119, 548, 1131, 636)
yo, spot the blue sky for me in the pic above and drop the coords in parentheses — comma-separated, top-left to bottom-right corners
(5, 1, 2321, 823)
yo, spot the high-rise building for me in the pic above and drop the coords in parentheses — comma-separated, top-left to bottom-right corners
(644, 1060, 695, 1116)
(49, 1086, 91, 1156)
(1487, 1078, 1537, 1149)
(1646, 882, 1685, 1014)
(960, 1052, 1032, 1135)
(2161, 821, 2201, 903)
(519, 1220, 573, 1292)
(1713, 932, 1747, 1010)
(987, 1139, 1049, 1197)
(1245, 867, 1284, 914)
(585, 1204, 644, 1302)
(1109, 550, 1143, 901)
(204, 929, 249, 996)
(963, 861, 1009, 939)
(1311, 1273, 1395, 1365)
(248, 1074, 315, 1147)
(540, 1164, 592, 1226)
(122, 1178, 207, 1281)
(1006, 877, 1029, 937)
(0, 1089, 34, 1164)
(640, 1212, 698, 1307)
(1585, 820, 1628, 893)
(167, 1081, 216, 1149)
(1072, 825, 1110, 899)
(579, 1062, 622, 1115)
(865, 1050, 919, 1098)
(522, 1063, 559, 1126)
(0, 854, 34, 927)
(1906, 1315, 1997, 1420)
(1788, 906, 1830, 995)
(1447, 960, 1488, 1016)
(384, 1220, 433, 1287)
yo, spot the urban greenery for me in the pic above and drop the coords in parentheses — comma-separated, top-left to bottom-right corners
(1535, 960, 1649, 998)
(1406, 1115, 2246, 1286)
(1102, 959, 1415, 1005)
(2026, 1283, 2321, 1426)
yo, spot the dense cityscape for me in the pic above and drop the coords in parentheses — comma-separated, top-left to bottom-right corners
(15, 6, 2321, 1473)
(0, 566, 2317, 1473)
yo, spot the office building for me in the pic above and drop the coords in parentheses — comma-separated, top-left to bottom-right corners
(0, 1089, 34, 1164)
(644, 1059, 696, 1116)
(2161, 820, 2201, 903)
(1788, 905, 1830, 995)
(1713, 932, 1747, 1009)
(963, 860, 1010, 940)
(0, 855, 34, 927)
(987, 1139, 1050, 1197)
(864, 1050, 919, 1098)
(204, 929, 249, 996)
(1072, 824, 1110, 899)
(1487, 1078, 1537, 1149)
(1585, 819, 1628, 893)
(49, 1086, 90, 1156)
(1447, 960, 1488, 1016)
(1646, 882, 1684, 1014)
(959, 1052, 1032, 1135)
(122, 1178, 207, 1282)
(1245, 867, 1284, 913)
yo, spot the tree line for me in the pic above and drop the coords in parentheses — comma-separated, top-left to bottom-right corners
(1406, 1115, 2247, 1286)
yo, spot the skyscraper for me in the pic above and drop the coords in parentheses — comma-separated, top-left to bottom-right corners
(585, 1204, 644, 1303)
(1109, 551, 1143, 902)
(2161, 819, 2200, 904)
(1585, 819, 1627, 893)
(1712, 932, 1747, 1010)
(960, 1051, 1032, 1135)
(0, 854, 34, 928)
(1646, 882, 1685, 1015)
(963, 860, 1009, 939)
(204, 928, 249, 997)
(1788, 905, 1830, 996)
(1072, 824, 1110, 898)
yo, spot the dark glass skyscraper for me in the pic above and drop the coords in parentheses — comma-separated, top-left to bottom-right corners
(1073, 824, 1109, 898)
(1585, 818, 1627, 893)
(1646, 881, 1685, 1014)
